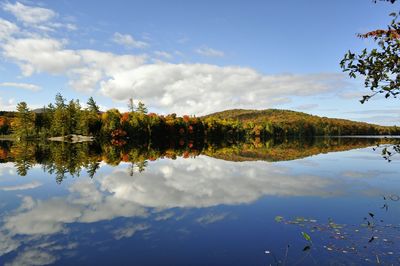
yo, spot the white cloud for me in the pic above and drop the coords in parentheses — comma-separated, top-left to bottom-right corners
(2, 2, 76, 33)
(0, 97, 16, 111)
(0, 82, 41, 91)
(0, 35, 347, 114)
(99, 63, 347, 115)
(0, 18, 19, 40)
(0, 181, 42, 191)
(2, 1, 56, 25)
(2, 38, 81, 76)
(112, 32, 148, 49)
(1, 37, 146, 91)
(196, 46, 224, 57)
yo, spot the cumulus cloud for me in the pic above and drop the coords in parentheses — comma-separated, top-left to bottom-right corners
(0, 18, 19, 40)
(2, 1, 56, 25)
(0, 82, 41, 91)
(1, 33, 347, 115)
(1, 2, 75, 33)
(113, 32, 148, 49)
(1, 36, 146, 91)
(2, 37, 81, 76)
(195, 46, 224, 57)
(99, 64, 346, 115)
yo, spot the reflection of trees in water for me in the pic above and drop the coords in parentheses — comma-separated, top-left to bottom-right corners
(0, 137, 399, 183)
(12, 142, 35, 176)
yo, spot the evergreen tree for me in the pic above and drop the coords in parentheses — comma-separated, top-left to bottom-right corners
(85, 97, 101, 136)
(14, 102, 35, 139)
(52, 94, 69, 136)
(137, 101, 148, 114)
(67, 99, 82, 134)
(87, 97, 100, 113)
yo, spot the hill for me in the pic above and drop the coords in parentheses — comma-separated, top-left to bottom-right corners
(202, 109, 399, 136)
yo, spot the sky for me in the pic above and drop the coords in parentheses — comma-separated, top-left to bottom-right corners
(0, 0, 399, 125)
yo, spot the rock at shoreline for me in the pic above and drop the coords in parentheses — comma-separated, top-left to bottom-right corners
(48, 134, 94, 143)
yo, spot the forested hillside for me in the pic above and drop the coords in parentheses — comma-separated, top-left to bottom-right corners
(203, 109, 400, 137)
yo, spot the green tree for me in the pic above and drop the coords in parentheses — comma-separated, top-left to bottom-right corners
(101, 109, 122, 135)
(52, 93, 69, 136)
(87, 96, 100, 113)
(67, 99, 83, 134)
(340, 2, 399, 103)
(85, 97, 101, 136)
(14, 102, 35, 139)
(137, 101, 148, 114)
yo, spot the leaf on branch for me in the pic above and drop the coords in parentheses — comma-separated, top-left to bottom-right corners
(358, 29, 400, 39)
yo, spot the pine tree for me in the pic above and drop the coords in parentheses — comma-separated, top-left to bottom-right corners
(86, 97, 101, 136)
(52, 93, 69, 136)
(136, 101, 148, 114)
(87, 97, 100, 113)
(14, 102, 35, 139)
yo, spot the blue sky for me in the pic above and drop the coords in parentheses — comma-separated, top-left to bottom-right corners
(0, 0, 399, 125)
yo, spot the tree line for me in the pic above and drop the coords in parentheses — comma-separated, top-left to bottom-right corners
(1, 94, 400, 145)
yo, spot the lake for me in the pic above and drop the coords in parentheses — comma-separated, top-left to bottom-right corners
(0, 138, 399, 265)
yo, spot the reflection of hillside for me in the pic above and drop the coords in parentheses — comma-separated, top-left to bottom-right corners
(204, 138, 400, 162)
(0, 137, 398, 180)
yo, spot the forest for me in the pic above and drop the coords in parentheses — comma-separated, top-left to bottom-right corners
(1, 94, 400, 147)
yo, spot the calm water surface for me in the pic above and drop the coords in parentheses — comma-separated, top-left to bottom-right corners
(0, 138, 400, 265)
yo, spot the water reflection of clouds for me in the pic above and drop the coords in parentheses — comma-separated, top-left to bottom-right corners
(341, 170, 390, 179)
(1, 153, 400, 264)
(113, 223, 150, 240)
(98, 157, 335, 210)
(0, 163, 17, 177)
(5, 249, 57, 266)
(0, 181, 42, 191)
(196, 212, 229, 225)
